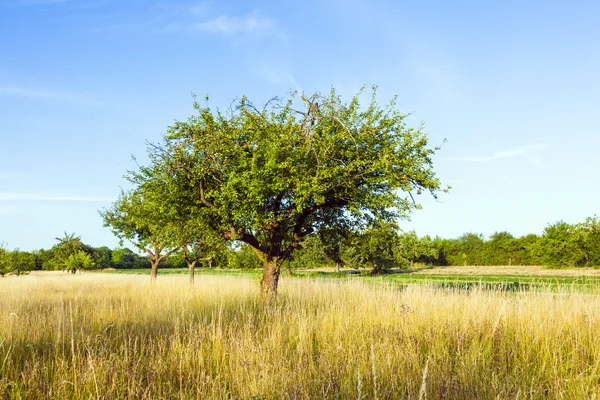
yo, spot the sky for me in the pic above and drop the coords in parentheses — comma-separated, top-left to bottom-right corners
(1, 0, 599, 251)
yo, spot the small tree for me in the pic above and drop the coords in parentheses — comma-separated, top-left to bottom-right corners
(0, 245, 33, 276)
(395, 231, 438, 268)
(64, 250, 95, 273)
(101, 189, 179, 280)
(51, 233, 95, 273)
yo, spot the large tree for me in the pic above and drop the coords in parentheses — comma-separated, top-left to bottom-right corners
(128, 87, 445, 294)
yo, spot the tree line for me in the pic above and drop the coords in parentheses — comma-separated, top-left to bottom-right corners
(2, 216, 598, 277)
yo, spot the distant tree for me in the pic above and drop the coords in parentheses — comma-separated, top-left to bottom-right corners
(395, 231, 438, 268)
(227, 244, 263, 269)
(532, 221, 586, 268)
(92, 246, 113, 270)
(457, 233, 485, 266)
(64, 250, 95, 273)
(483, 231, 516, 266)
(513, 234, 541, 266)
(101, 189, 179, 280)
(111, 247, 137, 268)
(123, 87, 445, 295)
(285, 234, 330, 270)
(353, 222, 399, 274)
(578, 216, 600, 266)
(51, 233, 95, 273)
(319, 222, 353, 273)
(34, 248, 57, 270)
(0, 245, 33, 276)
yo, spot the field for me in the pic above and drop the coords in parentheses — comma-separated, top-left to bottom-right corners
(3, 271, 600, 398)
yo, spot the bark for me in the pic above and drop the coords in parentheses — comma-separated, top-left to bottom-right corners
(150, 259, 160, 281)
(261, 257, 281, 296)
(187, 260, 197, 284)
(370, 263, 383, 275)
(335, 261, 340, 273)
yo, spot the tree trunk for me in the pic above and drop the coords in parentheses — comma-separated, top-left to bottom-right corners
(188, 260, 197, 284)
(370, 263, 382, 275)
(335, 261, 340, 273)
(150, 259, 159, 281)
(261, 257, 281, 296)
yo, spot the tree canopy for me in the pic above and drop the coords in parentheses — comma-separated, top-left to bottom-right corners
(122, 86, 445, 294)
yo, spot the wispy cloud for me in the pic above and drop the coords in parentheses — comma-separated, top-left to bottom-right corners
(258, 63, 302, 91)
(0, 193, 113, 202)
(0, 86, 100, 106)
(448, 145, 547, 163)
(192, 12, 275, 35)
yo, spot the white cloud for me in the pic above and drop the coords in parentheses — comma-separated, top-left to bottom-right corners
(448, 145, 547, 163)
(192, 12, 275, 35)
(0, 193, 113, 202)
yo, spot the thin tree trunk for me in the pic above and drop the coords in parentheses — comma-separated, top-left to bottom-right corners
(150, 259, 159, 281)
(188, 260, 197, 284)
(261, 257, 281, 296)
(370, 263, 381, 275)
(335, 261, 340, 273)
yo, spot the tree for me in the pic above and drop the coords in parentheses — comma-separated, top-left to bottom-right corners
(578, 216, 600, 266)
(0, 245, 33, 276)
(457, 233, 485, 266)
(126, 87, 445, 295)
(532, 221, 586, 268)
(285, 234, 331, 270)
(51, 233, 95, 273)
(395, 231, 438, 268)
(64, 250, 95, 273)
(483, 231, 516, 266)
(92, 246, 113, 270)
(357, 222, 399, 274)
(101, 189, 179, 280)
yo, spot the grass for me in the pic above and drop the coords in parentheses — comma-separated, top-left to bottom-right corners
(108, 267, 600, 290)
(3, 272, 600, 398)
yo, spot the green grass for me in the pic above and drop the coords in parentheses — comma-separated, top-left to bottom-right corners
(107, 267, 600, 290)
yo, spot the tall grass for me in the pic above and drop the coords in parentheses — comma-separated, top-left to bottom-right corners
(1, 273, 600, 398)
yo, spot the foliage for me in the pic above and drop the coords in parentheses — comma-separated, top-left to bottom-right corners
(0, 245, 33, 276)
(395, 231, 438, 267)
(285, 235, 331, 270)
(111, 247, 151, 269)
(100, 188, 180, 279)
(127, 86, 445, 293)
(226, 244, 263, 269)
(64, 250, 95, 273)
(49, 233, 96, 272)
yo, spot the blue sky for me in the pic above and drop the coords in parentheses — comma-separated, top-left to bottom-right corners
(1, 0, 599, 251)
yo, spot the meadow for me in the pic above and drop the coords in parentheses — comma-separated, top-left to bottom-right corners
(2, 271, 600, 399)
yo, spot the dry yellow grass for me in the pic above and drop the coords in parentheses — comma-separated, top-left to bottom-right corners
(2, 272, 600, 398)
